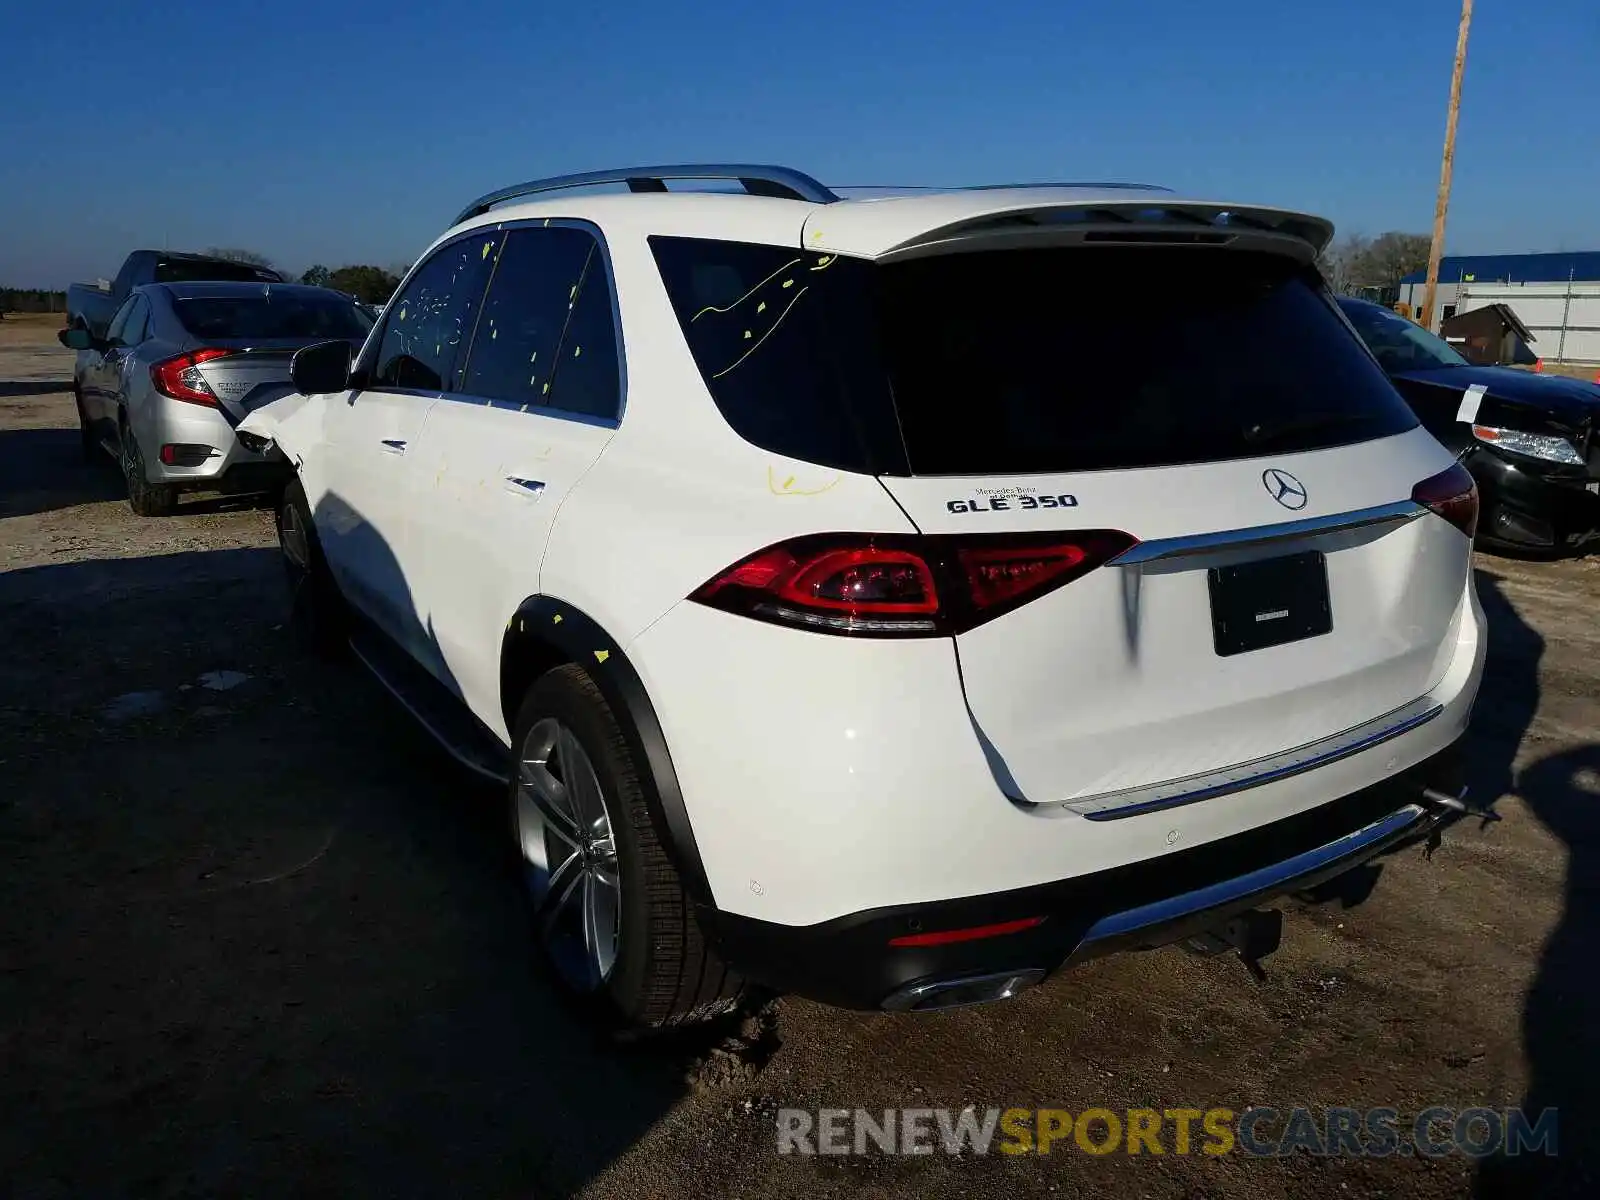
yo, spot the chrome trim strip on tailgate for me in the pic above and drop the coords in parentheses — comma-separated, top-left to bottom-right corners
(1079, 803, 1429, 944)
(1109, 500, 1426, 566)
(1056, 695, 1443, 821)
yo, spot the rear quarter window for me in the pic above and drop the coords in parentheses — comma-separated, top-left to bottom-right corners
(648, 237, 905, 473)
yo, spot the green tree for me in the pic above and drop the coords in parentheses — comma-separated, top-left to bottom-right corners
(326, 265, 401, 304)
(299, 264, 332, 288)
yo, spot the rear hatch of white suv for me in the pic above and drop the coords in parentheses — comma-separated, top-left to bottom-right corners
(650, 204, 1476, 815)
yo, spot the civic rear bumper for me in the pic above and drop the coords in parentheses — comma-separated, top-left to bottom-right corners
(699, 741, 1463, 1011)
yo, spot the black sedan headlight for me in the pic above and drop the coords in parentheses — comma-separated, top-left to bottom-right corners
(1471, 425, 1585, 466)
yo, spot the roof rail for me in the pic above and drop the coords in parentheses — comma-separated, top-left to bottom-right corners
(832, 181, 1175, 194)
(452, 163, 839, 225)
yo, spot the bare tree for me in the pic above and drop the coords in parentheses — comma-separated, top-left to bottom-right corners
(203, 247, 283, 274)
(1318, 233, 1372, 295)
(1352, 232, 1432, 293)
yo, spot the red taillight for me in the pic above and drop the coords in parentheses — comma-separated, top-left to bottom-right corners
(150, 348, 233, 406)
(888, 916, 1046, 947)
(1412, 462, 1479, 539)
(689, 530, 1137, 637)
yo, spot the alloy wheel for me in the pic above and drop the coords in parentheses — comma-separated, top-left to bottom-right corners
(514, 718, 620, 991)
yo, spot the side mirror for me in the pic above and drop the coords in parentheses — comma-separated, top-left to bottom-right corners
(58, 327, 97, 351)
(290, 339, 353, 395)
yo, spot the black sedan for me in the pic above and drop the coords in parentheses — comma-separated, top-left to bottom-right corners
(1339, 297, 1600, 555)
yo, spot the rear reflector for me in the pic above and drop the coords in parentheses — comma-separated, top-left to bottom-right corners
(889, 916, 1046, 947)
(690, 530, 1137, 637)
(159, 443, 216, 466)
(150, 348, 233, 406)
(1412, 462, 1479, 539)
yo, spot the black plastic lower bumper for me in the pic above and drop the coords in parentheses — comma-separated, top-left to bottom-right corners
(1472, 450, 1600, 551)
(699, 743, 1464, 1010)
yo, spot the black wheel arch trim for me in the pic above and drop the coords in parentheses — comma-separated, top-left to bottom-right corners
(504, 596, 714, 905)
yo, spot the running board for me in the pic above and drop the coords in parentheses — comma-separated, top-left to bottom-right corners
(347, 624, 511, 785)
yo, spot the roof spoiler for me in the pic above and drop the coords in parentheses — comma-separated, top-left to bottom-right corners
(802, 195, 1335, 263)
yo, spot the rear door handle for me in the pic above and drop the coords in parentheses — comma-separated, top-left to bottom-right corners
(380, 439, 407, 454)
(504, 476, 546, 497)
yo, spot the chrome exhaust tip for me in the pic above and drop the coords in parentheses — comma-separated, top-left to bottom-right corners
(881, 968, 1047, 1012)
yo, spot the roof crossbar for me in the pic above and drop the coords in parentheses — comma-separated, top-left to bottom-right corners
(453, 163, 839, 225)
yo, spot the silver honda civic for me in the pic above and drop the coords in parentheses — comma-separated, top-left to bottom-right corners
(61, 282, 374, 516)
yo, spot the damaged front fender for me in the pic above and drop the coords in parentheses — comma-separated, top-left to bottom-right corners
(238, 392, 318, 467)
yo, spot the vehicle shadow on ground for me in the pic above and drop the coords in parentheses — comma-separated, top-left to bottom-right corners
(0, 380, 72, 396)
(0, 426, 276, 519)
(1470, 568, 1600, 1194)
(0, 426, 124, 517)
(0, 543, 746, 1195)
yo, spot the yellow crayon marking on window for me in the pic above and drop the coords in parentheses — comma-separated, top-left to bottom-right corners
(757, 301, 766, 313)
(553, 613, 563, 623)
(594, 649, 609, 664)
(690, 258, 803, 321)
(782, 279, 794, 289)
(573, 345, 581, 357)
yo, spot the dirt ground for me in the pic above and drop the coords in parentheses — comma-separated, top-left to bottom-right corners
(3, 311, 1598, 1198)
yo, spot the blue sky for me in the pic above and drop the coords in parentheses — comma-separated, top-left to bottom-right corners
(2, 0, 1595, 287)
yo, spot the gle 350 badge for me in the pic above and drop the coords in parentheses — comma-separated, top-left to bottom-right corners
(947, 486, 1078, 515)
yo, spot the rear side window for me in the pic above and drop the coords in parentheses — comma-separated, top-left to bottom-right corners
(373, 233, 503, 392)
(649, 237, 903, 472)
(174, 294, 373, 341)
(122, 296, 150, 345)
(547, 253, 621, 420)
(154, 258, 281, 284)
(459, 227, 594, 410)
(650, 239, 1418, 476)
(105, 296, 139, 346)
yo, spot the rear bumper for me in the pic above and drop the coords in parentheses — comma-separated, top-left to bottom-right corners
(1472, 450, 1600, 551)
(701, 742, 1463, 1010)
(128, 390, 283, 492)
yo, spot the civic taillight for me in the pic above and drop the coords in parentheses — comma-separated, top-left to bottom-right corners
(689, 531, 1137, 637)
(150, 348, 233, 406)
(1412, 462, 1479, 539)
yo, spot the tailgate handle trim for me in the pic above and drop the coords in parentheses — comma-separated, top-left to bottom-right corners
(1110, 500, 1425, 566)
(1050, 695, 1443, 821)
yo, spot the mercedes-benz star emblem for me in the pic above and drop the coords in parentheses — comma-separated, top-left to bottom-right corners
(1262, 468, 1309, 510)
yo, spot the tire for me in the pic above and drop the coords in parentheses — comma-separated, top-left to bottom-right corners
(276, 479, 348, 659)
(73, 389, 100, 465)
(510, 664, 743, 1028)
(120, 419, 178, 517)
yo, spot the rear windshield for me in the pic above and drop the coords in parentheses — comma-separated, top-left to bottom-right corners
(173, 294, 374, 341)
(154, 258, 283, 284)
(649, 238, 1418, 476)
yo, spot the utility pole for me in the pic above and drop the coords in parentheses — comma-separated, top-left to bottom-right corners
(1420, 0, 1474, 331)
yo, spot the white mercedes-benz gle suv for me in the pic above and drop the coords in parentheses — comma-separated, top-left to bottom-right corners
(240, 164, 1485, 1027)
